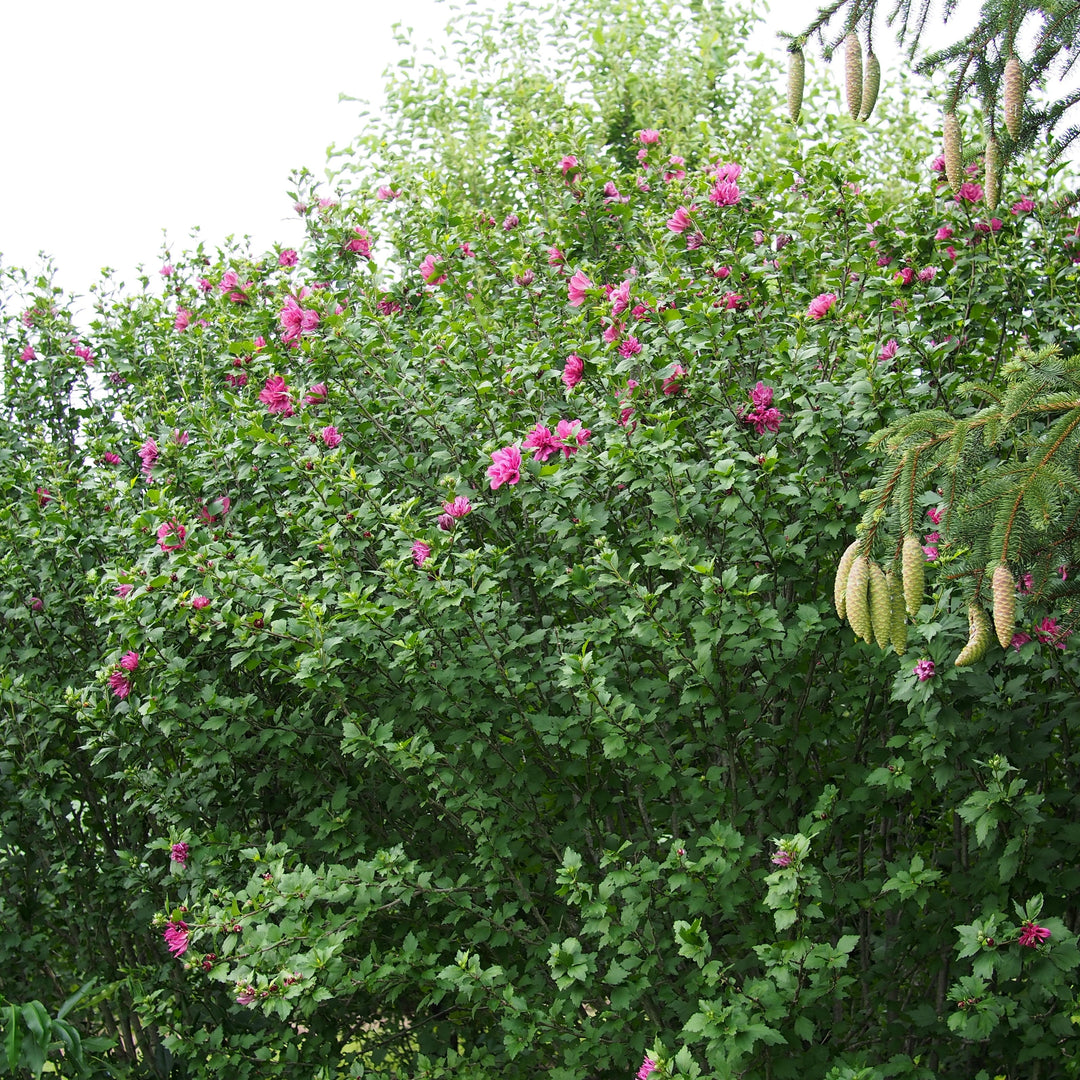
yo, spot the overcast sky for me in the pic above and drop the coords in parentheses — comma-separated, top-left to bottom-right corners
(1, 0, 1067, 301)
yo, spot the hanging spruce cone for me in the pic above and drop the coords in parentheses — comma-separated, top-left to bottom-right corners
(985, 135, 1002, 212)
(944, 112, 962, 192)
(991, 564, 1017, 648)
(858, 52, 880, 121)
(955, 604, 992, 666)
(901, 534, 925, 618)
(845, 33, 863, 120)
(868, 562, 891, 648)
(887, 569, 908, 656)
(788, 47, 805, 123)
(834, 539, 861, 619)
(846, 555, 872, 643)
(1004, 55, 1023, 140)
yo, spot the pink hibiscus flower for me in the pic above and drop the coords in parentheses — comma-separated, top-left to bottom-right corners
(442, 496, 472, 518)
(157, 521, 187, 553)
(419, 254, 447, 285)
(163, 921, 190, 957)
(108, 672, 131, 699)
(487, 445, 522, 489)
(259, 376, 294, 416)
(523, 424, 563, 462)
(807, 293, 837, 319)
(555, 419, 590, 456)
(279, 296, 320, 345)
(562, 354, 584, 389)
(567, 270, 593, 307)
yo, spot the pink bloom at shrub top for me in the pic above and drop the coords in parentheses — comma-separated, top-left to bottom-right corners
(412, 541, 431, 567)
(322, 425, 342, 448)
(119, 651, 139, 672)
(192, 596, 211, 610)
(170, 842, 190, 867)
(303, 383, 328, 405)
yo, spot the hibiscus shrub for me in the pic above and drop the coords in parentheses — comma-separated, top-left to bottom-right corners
(3, 2, 1080, 1078)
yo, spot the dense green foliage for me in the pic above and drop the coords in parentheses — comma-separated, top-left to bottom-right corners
(2, 2, 1080, 1078)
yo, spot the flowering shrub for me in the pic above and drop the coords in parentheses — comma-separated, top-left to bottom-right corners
(2, 1, 1080, 1078)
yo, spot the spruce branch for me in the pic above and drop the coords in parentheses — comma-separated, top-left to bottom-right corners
(792, 0, 1080, 153)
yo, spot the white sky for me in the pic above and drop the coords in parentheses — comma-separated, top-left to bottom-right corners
(0, 0, 1071, 301)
